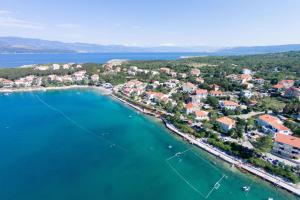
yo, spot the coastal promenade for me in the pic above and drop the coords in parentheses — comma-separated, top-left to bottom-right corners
(162, 119, 300, 197)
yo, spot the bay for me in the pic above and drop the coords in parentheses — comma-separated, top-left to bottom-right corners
(0, 89, 297, 200)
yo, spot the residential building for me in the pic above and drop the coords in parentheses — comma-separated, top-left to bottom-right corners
(238, 74, 252, 84)
(190, 68, 201, 76)
(129, 66, 138, 71)
(284, 87, 300, 100)
(195, 89, 208, 99)
(160, 67, 171, 74)
(51, 64, 60, 70)
(1, 79, 14, 88)
(151, 71, 159, 76)
(121, 80, 146, 97)
(209, 90, 224, 97)
(178, 73, 187, 79)
(35, 65, 49, 71)
(278, 79, 295, 88)
(256, 114, 292, 136)
(72, 70, 86, 81)
(209, 84, 220, 91)
(240, 90, 253, 98)
(185, 102, 200, 115)
(63, 64, 71, 69)
(195, 77, 204, 84)
(242, 68, 252, 75)
(170, 71, 177, 78)
(216, 117, 236, 133)
(145, 91, 169, 104)
(182, 82, 197, 93)
(91, 74, 99, 82)
(253, 78, 265, 84)
(273, 134, 300, 159)
(219, 100, 239, 110)
(195, 110, 209, 121)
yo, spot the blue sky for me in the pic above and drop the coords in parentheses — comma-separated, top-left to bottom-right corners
(1, 0, 300, 46)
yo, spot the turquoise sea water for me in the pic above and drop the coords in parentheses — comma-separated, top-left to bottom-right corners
(0, 89, 297, 200)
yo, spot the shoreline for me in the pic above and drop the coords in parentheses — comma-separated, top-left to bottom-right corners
(1, 85, 300, 196)
(0, 85, 112, 95)
(110, 92, 300, 197)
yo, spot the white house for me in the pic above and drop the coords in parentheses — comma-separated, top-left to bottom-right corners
(196, 89, 208, 99)
(219, 100, 239, 110)
(190, 68, 201, 76)
(195, 110, 209, 121)
(240, 90, 253, 98)
(256, 114, 292, 136)
(242, 68, 252, 75)
(216, 117, 236, 133)
(209, 90, 224, 97)
(185, 102, 200, 115)
(91, 74, 99, 82)
(182, 82, 197, 93)
(273, 134, 300, 159)
(51, 64, 60, 70)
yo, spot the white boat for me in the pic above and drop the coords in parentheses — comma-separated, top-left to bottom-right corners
(243, 186, 250, 192)
(268, 198, 273, 200)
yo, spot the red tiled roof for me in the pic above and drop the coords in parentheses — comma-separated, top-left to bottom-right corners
(273, 84, 284, 89)
(196, 89, 208, 94)
(239, 74, 252, 80)
(223, 100, 239, 106)
(195, 110, 208, 117)
(184, 82, 196, 89)
(275, 134, 300, 148)
(186, 102, 194, 109)
(258, 114, 290, 132)
(209, 90, 223, 95)
(217, 116, 235, 126)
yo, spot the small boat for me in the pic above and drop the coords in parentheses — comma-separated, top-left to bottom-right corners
(268, 198, 273, 200)
(168, 145, 172, 149)
(242, 186, 250, 192)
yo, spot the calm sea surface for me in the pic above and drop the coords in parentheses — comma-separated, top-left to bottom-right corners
(0, 52, 207, 68)
(0, 89, 297, 200)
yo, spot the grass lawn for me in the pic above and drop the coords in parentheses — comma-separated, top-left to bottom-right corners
(258, 97, 286, 112)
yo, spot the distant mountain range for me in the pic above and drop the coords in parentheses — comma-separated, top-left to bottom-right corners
(1, 36, 300, 55)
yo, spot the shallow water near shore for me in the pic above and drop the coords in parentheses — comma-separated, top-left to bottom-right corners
(0, 89, 297, 200)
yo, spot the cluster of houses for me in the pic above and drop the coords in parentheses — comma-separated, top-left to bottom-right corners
(115, 66, 300, 162)
(0, 69, 101, 88)
(272, 79, 300, 100)
(0, 76, 42, 88)
(34, 63, 82, 71)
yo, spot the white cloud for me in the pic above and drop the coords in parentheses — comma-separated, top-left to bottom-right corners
(56, 23, 80, 29)
(0, 10, 44, 29)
